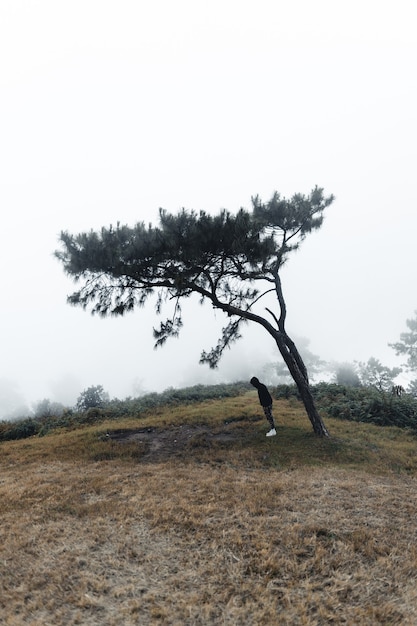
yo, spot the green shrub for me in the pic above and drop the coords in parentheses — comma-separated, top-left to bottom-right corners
(0, 418, 40, 441)
(275, 382, 417, 430)
(311, 383, 417, 429)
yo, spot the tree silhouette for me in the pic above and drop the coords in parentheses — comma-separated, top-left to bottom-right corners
(56, 187, 334, 436)
(390, 311, 417, 372)
(76, 385, 109, 412)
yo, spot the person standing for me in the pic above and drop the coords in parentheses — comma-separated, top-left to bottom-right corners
(250, 377, 277, 437)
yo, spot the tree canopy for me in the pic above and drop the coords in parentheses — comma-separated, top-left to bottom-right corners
(56, 186, 334, 436)
(76, 385, 109, 412)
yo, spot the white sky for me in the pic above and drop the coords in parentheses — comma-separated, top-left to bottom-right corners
(1, 0, 416, 416)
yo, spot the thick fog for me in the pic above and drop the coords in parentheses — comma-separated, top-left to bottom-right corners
(1, 1, 416, 418)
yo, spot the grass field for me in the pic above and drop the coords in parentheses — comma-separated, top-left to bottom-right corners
(1, 393, 417, 625)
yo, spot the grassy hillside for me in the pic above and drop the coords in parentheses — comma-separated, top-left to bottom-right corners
(2, 392, 417, 625)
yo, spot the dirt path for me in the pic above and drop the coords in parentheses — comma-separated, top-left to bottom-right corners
(106, 423, 242, 461)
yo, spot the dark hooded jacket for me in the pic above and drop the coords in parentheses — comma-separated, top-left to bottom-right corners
(251, 378, 272, 407)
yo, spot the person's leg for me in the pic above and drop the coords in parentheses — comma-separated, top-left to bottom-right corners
(263, 405, 276, 435)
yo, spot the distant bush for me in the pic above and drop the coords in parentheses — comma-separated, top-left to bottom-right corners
(0, 418, 40, 441)
(274, 384, 300, 400)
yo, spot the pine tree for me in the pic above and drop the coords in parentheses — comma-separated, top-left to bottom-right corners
(56, 187, 334, 436)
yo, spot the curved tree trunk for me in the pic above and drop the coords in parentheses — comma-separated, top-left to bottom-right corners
(271, 272, 329, 437)
(296, 378, 329, 437)
(274, 330, 330, 437)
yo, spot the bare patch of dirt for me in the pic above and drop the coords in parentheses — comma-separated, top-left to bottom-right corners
(106, 424, 243, 461)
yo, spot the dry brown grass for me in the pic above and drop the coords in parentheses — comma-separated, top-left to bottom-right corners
(2, 394, 417, 625)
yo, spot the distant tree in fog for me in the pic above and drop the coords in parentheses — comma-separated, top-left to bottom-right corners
(0, 378, 29, 421)
(56, 187, 334, 436)
(390, 311, 417, 371)
(357, 357, 401, 392)
(262, 337, 328, 385)
(33, 398, 65, 418)
(334, 363, 361, 387)
(76, 385, 109, 412)
(390, 312, 417, 396)
(406, 379, 417, 398)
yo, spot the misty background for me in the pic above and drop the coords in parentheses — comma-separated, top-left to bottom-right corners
(1, 1, 416, 418)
